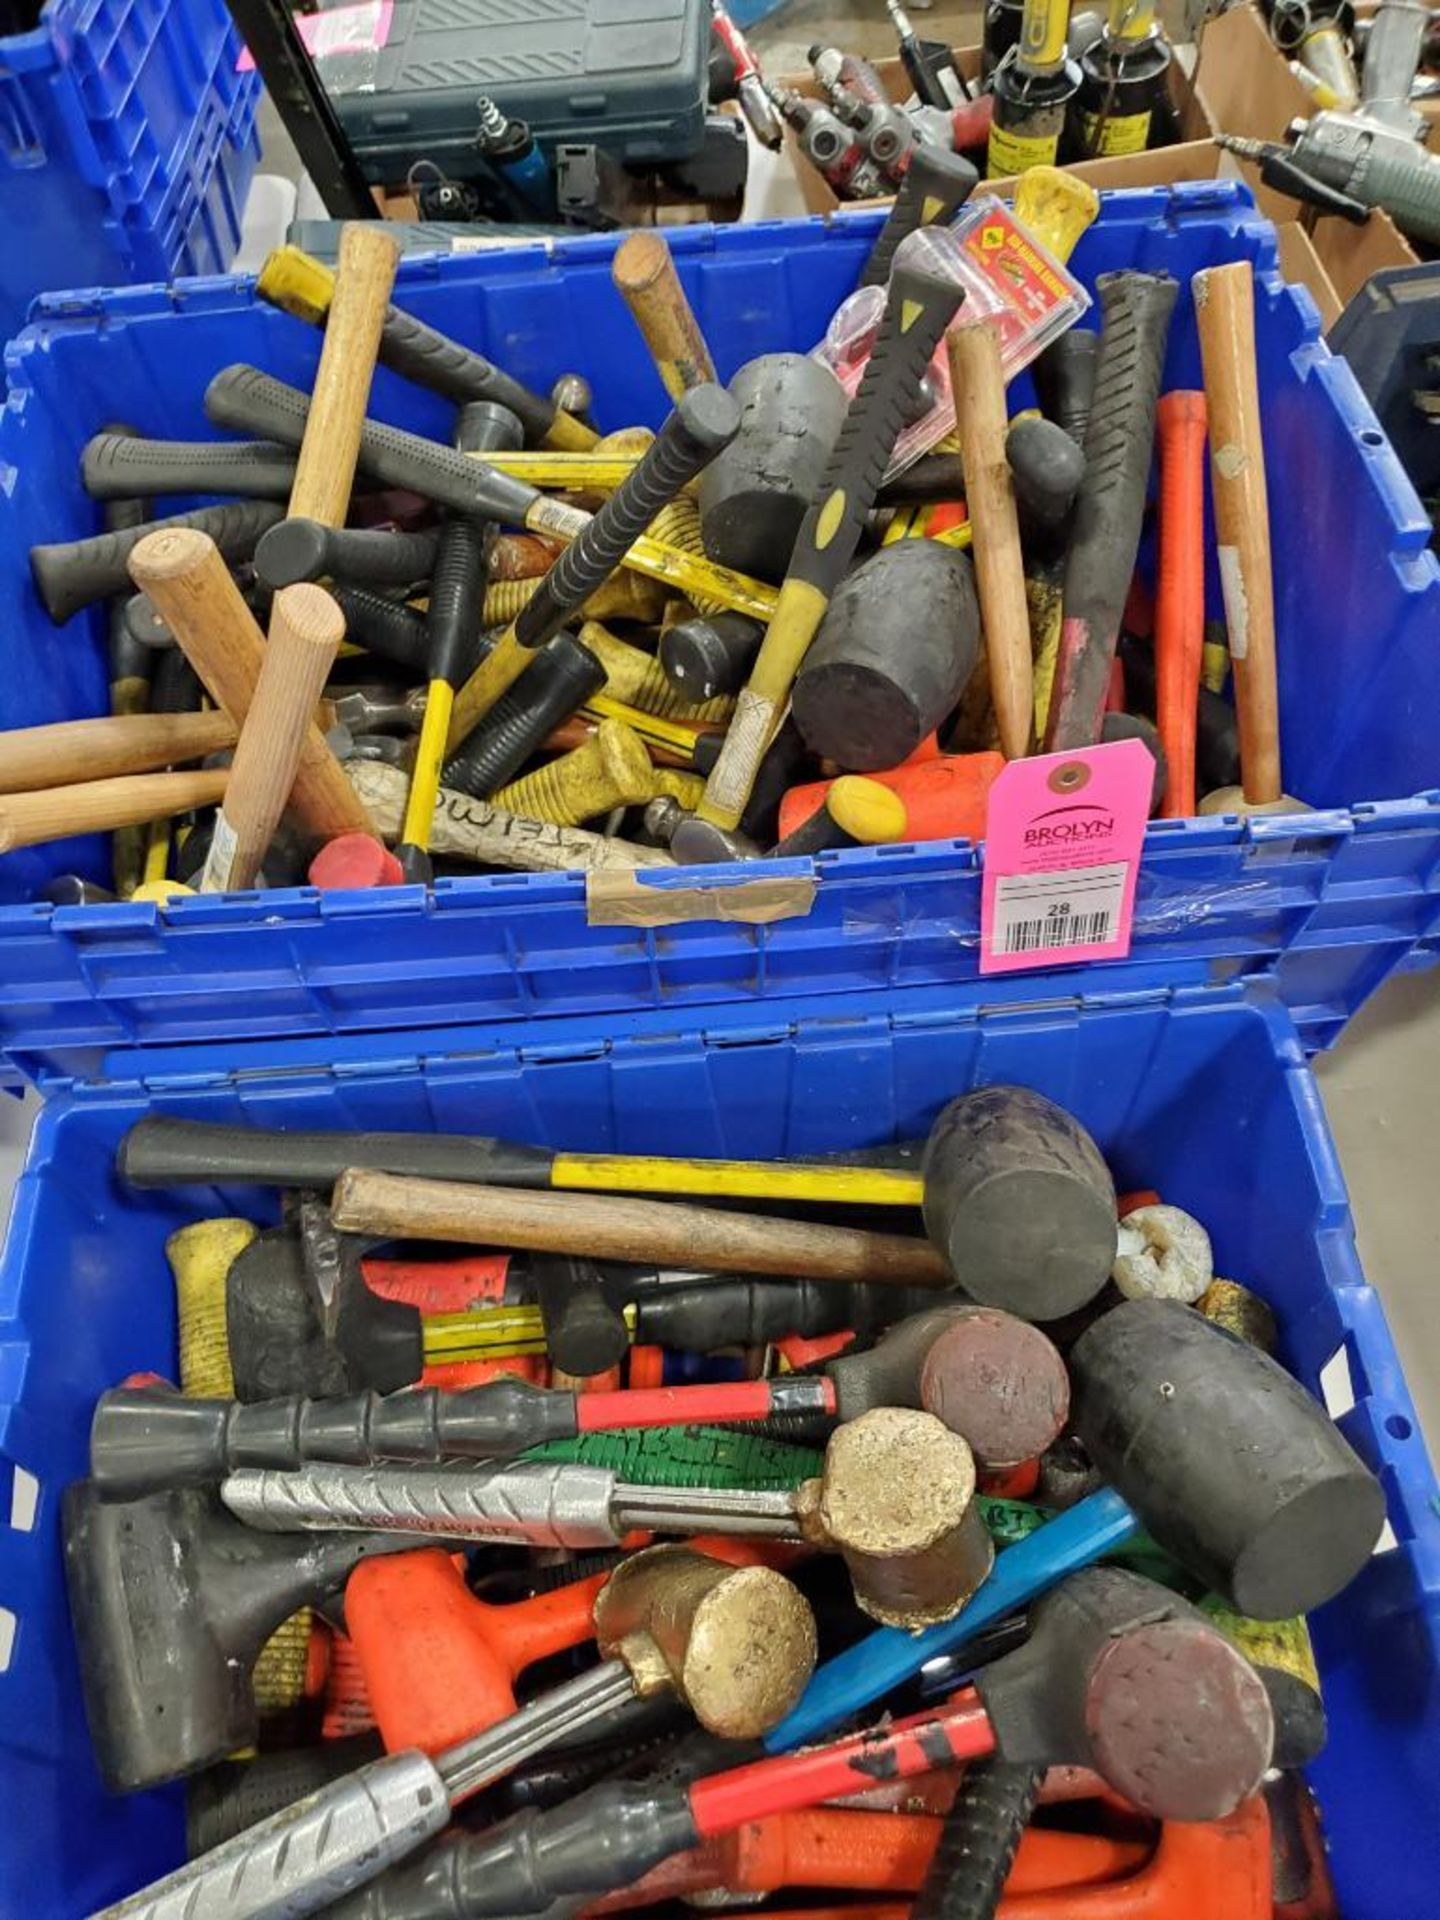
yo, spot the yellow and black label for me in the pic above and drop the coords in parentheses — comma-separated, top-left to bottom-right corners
(1081, 108, 1151, 156)
(987, 120, 1062, 178)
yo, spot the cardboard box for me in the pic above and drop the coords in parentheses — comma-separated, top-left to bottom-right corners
(781, 45, 1217, 217)
(1194, 4, 1419, 307)
(782, 13, 1415, 315)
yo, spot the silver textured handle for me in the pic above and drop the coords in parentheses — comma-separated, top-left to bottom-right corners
(89, 1750, 448, 1920)
(222, 1461, 623, 1547)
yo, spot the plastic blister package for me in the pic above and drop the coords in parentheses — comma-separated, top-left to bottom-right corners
(238, 0, 393, 93)
(815, 199, 1090, 474)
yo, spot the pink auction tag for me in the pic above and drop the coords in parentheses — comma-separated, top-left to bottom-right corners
(980, 740, 1153, 974)
(239, 1, 394, 71)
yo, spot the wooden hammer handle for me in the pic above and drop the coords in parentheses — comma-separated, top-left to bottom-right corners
(1193, 263, 1281, 808)
(288, 223, 401, 528)
(0, 769, 227, 853)
(204, 584, 346, 891)
(0, 709, 237, 795)
(612, 232, 717, 403)
(948, 320, 1033, 761)
(332, 1171, 953, 1287)
(128, 527, 371, 842)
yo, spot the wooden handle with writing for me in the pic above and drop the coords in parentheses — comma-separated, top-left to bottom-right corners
(204, 584, 347, 890)
(0, 709, 236, 795)
(1193, 263, 1280, 808)
(948, 321, 1032, 761)
(0, 769, 227, 853)
(331, 1169, 952, 1286)
(128, 527, 371, 841)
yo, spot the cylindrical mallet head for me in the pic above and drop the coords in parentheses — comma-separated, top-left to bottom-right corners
(921, 1086, 1117, 1321)
(976, 1565, 1275, 1820)
(799, 1407, 994, 1628)
(919, 1307, 1071, 1472)
(593, 1544, 817, 1739)
(1071, 1298, 1386, 1617)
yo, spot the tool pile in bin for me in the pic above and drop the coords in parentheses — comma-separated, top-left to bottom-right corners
(67, 1079, 1365, 1917)
(5, 147, 1305, 905)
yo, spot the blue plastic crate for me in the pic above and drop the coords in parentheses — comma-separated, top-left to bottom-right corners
(0, 979, 1434, 1912)
(0, 0, 259, 331)
(1, 185, 1439, 1083)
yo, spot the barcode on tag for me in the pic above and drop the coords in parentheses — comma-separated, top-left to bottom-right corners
(989, 862, 1127, 957)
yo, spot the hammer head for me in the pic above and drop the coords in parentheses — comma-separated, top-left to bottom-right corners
(921, 1087, 1117, 1322)
(593, 1545, 817, 1741)
(1071, 1298, 1385, 1617)
(976, 1566, 1274, 1820)
(226, 1226, 419, 1399)
(64, 1481, 418, 1790)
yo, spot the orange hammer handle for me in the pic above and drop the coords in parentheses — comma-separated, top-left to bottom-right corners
(346, 1548, 604, 1755)
(1153, 392, 1207, 819)
(998, 1795, 1269, 1918)
(586, 1810, 1148, 1910)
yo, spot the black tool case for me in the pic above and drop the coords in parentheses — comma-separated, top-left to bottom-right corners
(328, 0, 712, 175)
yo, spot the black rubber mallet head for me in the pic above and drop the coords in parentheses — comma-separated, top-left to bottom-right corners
(921, 1085, 1118, 1321)
(976, 1563, 1275, 1820)
(1072, 1298, 1387, 1618)
(64, 1481, 420, 1790)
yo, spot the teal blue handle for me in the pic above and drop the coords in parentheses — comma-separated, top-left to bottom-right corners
(761, 1486, 1139, 1752)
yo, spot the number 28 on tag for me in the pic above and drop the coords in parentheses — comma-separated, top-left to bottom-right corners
(980, 740, 1152, 975)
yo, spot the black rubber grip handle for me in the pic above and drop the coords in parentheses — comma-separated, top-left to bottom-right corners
(329, 586, 438, 678)
(531, 1254, 631, 1378)
(89, 1378, 580, 1495)
(426, 518, 490, 688)
(119, 1116, 557, 1189)
(1032, 328, 1099, 452)
(324, 1784, 700, 1920)
(255, 519, 440, 590)
(513, 383, 741, 653)
(631, 1276, 936, 1346)
(101, 436, 155, 694)
(82, 433, 298, 503)
(910, 1760, 1043, 1920)
(859, 147, 979, 289)
(790, 260, 964, 598)
(443, 633, 606, 796)
(204, 364, 547, 529)
(1048, 273, 1177, 752)
(186, 1737, 386, 1858)
(30, 499, 283, 625)
(379, 302, 559, 441)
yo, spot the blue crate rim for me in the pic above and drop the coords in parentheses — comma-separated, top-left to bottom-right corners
(1, 181, 1437, 1088)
